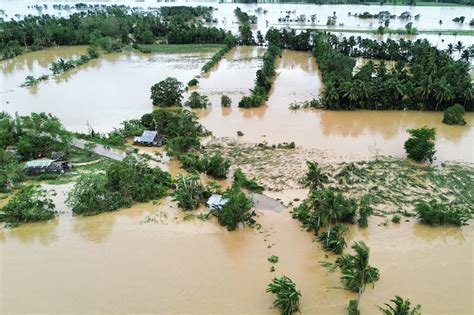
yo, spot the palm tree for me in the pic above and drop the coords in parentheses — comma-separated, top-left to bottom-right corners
(322, 82, 340, 108)
(378, 296, 421, 315)
(302, 161, 329, 191)
(266, 276, 301, 315)
(433, 77, 454, 110)
(460, 49, 469, 62)
(446, 43, 454, 55)
(342, 81, 359, 109)
(455, 41, 465, 57)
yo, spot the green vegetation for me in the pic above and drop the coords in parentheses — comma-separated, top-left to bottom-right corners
(302, 161, 329, 191)
(1, 6, 234, 60)
(233, 168, 264, 193)
(317, 223, 348, 254)
(415, 200, 470, 226)
(49, 47, 99, 75)
(0, 185, 55, 227)
(67, 156, 171, 215)
(21, 75, 49, 87)
(150, 77, 185, 107)
(201, 40, 236, 73)
(239, 45, 281, 108)
(404, 127, 436, 163)
(185, 91, 209, 109)
(187, 78, 199, 87)
(322, 241, 380, 312)
(392, 214, 402, 223)
(266, 276, 301, 315)
(0, 149, 24, 192)
(378, 296, 421, 315)
(234, 7, 256, 45)
(181, 153, 231, 179)
(221, 95, 232, 107)
(173, 173, 207, 210)
(268, 255, 279, 263)
(443, 104, 466, 125)
(215, 183, 255, 231)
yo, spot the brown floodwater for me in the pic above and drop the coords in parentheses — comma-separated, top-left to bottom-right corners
(194, 48, 474, 163)
(1, 184, 472, 314)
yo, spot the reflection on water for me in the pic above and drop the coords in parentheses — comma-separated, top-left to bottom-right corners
(1, 183, 472, 314)
(195, 48, 474, 163)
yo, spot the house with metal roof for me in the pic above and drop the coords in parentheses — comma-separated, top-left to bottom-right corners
(24, 159, 73, 176)
(207, 194, 229, 211)
(133, 130, 163, 146)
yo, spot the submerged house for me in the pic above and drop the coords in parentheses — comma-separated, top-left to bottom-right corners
(24, 159, 73, 176)
(133, 130, 163, 146)
(207, 194, 229, 211)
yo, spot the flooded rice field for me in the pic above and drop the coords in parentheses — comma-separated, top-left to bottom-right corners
(1, 184, 472, 314)
(0, 46, 218, 132)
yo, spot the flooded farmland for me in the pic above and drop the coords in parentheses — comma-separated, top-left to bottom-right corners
(1, 2, 474, 314)
(1, 184, 472, 314)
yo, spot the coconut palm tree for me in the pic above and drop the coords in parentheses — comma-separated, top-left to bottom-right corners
(266, 276, 301, 315)
(455, 41, 465, 57)
(302, 161, 329, 192)
(446, 43, 454, 55)
(378, 296, 421, 315)
(433, 77, 454, 110)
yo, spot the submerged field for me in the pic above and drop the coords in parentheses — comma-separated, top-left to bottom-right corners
(1, 38, 473, 314)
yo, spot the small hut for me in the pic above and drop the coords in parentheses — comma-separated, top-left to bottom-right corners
(24, 159, 73, 176)
(133, 130, 163, 146)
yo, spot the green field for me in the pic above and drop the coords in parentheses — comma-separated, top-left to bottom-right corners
(135, 44, 224, 54)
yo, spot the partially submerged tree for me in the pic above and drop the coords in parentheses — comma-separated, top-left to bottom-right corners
(404, 127, 436, 163)
(173, 173, 206, 210)
(378, 296, 421, 315)
(150, 77, 184, 107)
(317, 223, 348, 254)
(215, 183, 255, 231)
(221, 95, 232, 107)
(442, 104, 466, 125)
(302, 161, 329, 191)
(185, 91, 209, 109)
(266, 276, 301, 315)
(415, 199, 470, 226)
(0, 185, 55, 227)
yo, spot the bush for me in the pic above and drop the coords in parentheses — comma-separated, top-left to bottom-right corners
(215, 183, 255, 231)
(392, 214, 401, 223)
(415, 200, 470, 226)
(442, 104, 466, 126)
(187, 78, 199, 87)
(173, 173, 207, 210)
(266, 276, 301, 315)
(233, 168, 264, 193)
(0, 149, 24, 192)
(221, 95, 232, 107)
(0, 185, 55, 226)
(181, 153, 230, 179)
(185, 91, 209, 109)
(318, 223, 348, 254)
(150, 77, 184, 107)
(404, 127, 436, 163)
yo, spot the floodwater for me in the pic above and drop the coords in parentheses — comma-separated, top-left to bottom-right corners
(1, 184, 472, 314)
(194, 47, 474, 163)
(0, 46, 217, 132)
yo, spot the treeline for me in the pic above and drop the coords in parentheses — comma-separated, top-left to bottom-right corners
(234, 7, 255, 45)
(239, 45, 281, 108)
(0, 6, 233, 59)
(201, 39, 236, 73)
(264, 28, 473, 111)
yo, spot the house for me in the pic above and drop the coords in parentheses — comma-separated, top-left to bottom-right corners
(133, 130, 163, 146)
(207, 194, 229, 211)
(24, 159, 73, 176)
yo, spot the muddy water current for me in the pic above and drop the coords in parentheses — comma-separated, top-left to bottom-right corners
(1, 184, 472, 314)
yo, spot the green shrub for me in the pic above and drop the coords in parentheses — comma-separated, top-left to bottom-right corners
(0, 149, 24, 192)
(404, 127, 436, 163)
(0, 185, 55, 226)
(442, 104, 466, 125)
(233, 168, 264, 193)
(187, 78, 199, 87)
(268, 255, 279, 264)
(415, 200, 470, 226)
(378, 296, 421, 315)
(221, 95, 232, 107)
(266, 276, 301, 315)
(181, 153, 230, 179)
(173, 173, 207, 210)
(392, 214, 401, 224)
(185, 91, 209, 109)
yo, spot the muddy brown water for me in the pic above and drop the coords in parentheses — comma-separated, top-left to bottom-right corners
(0, 184, 472, 314)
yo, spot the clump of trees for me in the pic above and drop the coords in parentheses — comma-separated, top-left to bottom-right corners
(266, 276, 301, 315)
(50, 46, 99, 75)
(443, 104, 466, 125)
(415, 200, 470, 226)
(185, 91, 209, 109)
(67, 156, 171, 215)
(221, 95, 232, 107)
(215, 182, 255, 231)
(0, 185, 55, 227)
(234, 7, 255, 45)
(239, 44, 281, 108)
(378, 296, 421, 315)
(181, 153, 230, 179)
(150, 77, 185, 107)
(404, 127, 436, 163)
(21, 75, 49, 87)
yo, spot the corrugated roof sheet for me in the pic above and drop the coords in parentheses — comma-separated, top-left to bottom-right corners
(138, 130, 158, 143)
(24, 159, 54, 168)
(207, 194, 229, 210)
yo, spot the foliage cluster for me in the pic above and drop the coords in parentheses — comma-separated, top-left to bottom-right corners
(415, 199, 470, 226)
(404, 127, 436, 163)
(185, 91, 209, 109)
(233, 168, 264, 193)
(266, 276, 301, 315)
(442, 103, 466, 125)
(150, 77, 185, 107)
(49, 46, 99, 75)
(180, 153, 231, 179)
(201, 40, 236, 73)
(215, 182, 255, 231)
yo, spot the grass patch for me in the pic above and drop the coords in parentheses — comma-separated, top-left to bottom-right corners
(135, 44, 224, 54)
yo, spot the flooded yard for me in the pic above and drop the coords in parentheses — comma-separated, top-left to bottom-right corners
(1, 184, 472, 314)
